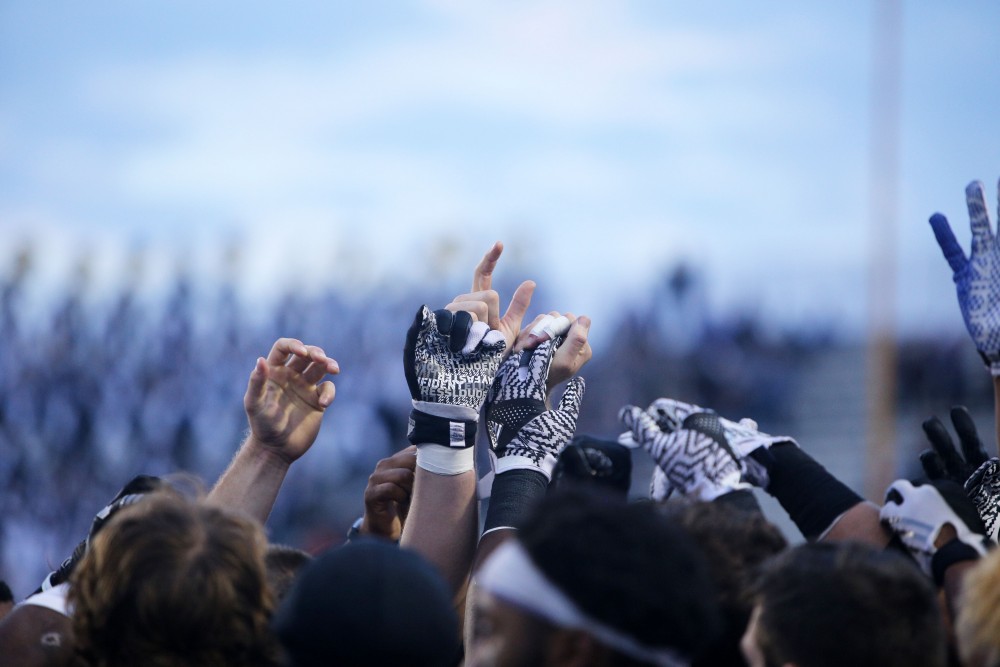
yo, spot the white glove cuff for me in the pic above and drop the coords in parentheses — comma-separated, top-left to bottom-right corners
(496, 454, 553, 481)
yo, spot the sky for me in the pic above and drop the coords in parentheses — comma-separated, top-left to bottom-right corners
(2, 1, 1000, 342)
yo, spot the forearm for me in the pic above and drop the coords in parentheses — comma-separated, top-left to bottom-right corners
(207, 435, 291, 525)
(765, 443, 876, 542)
(819, 500, 891, 547)
(400, 468, 478, 597)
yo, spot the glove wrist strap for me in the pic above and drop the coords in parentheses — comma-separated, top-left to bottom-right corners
(931, 539, 982, 586)
(408, 408, 478, 449)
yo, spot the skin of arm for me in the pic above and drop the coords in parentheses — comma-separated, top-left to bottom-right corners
(207, 337, 338, 525)
(401, 242, 532, 612)
(820, 501, 891, 548)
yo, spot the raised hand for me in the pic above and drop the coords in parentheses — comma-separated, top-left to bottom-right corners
(447, 241, 534, 355)
(486, 336, 585, 479)
(361, 446, 416, 542)
(965, 457, 1000, 542)
(930, 180, 1000, 372)
(880, 479, 990, 577)
(620, 405, 748, 502)
(514, 312, 592, 392)
(244, 338, 339, 464)
(919, 406, 989, 484)
(636, 397, 794, 488)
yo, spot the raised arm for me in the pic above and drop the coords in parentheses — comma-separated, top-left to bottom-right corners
(929, 179, 1000, 451)
(400, 243, 534, 598)
(621, 397, 886, 545)
(208, 337, 338, 524)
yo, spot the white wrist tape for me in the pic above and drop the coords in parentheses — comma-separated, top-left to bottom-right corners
(415, 444, 475, 475)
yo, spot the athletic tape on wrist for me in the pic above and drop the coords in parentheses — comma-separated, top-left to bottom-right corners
(483, 469, 547, 533)
(415, 444, 475, 475)
(477, 541, 689, 667)
(407, 409, 477, 449)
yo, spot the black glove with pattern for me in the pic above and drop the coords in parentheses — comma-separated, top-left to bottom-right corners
(403, 305, 506, 451)
(486, 337, 585, 479)
(966, 457, 1000, 542)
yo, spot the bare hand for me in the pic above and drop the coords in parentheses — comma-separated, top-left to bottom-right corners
(361, 446, 417, 541)
(449, 241, 534, 353)
(514, 313, 592, 391)
(244, 338, 339, 464)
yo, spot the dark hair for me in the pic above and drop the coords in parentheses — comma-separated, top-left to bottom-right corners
(668, 500, 787, 667)
(272, 540, 459, 667)
(753, 541, 946, 667)
(264, 544, 313, 602)
(0, 580, 12, 604)
(518, 488, 721, 662)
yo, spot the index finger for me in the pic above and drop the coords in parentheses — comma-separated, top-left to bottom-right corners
(473, 241, 503, 292)
(266, 337, 309, 366)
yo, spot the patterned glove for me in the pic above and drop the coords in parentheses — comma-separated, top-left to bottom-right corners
(880, 479, 990, 578)
(965, 457, 1000, 542)
(633, 397, 794, 489)
(486, 337, 585, 479)
(620, 405, 750, 502)
(930, 180, 1000, 374)
(919, 406, 988, 484)
(403, 305, 506, 452)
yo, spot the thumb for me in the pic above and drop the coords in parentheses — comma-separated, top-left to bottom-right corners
(556, 376, 585, 419)
(620, 405, 662, 445)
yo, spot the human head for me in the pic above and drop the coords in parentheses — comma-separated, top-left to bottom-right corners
(264, 544, 313, 603)
(956, 548, 1000, 667)
(69, 490, 276, 667)
(472, 488, 721, 666)
(272, 539, 460, 667)
(550, 435, 632, 497)
(742, 541, 945, 667)
(667, 500, 787, 667)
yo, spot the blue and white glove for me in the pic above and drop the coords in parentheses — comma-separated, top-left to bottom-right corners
(486, 337, 585, 479)
(930, 180, 1000, 374)
(620, 405, 750, 502)
(404, 305, 506, 474)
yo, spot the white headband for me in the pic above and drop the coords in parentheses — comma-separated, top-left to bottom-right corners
(476, 541, 690, 667)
